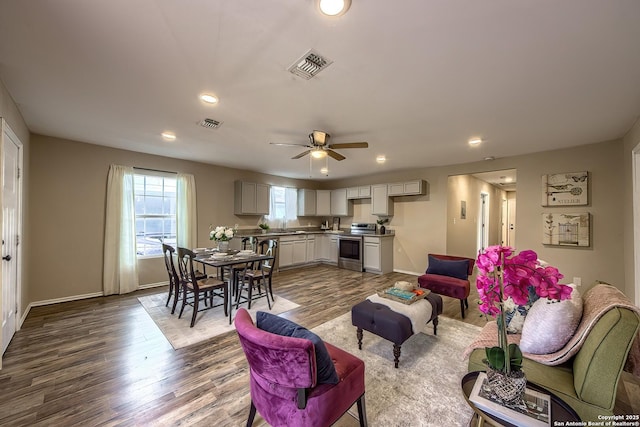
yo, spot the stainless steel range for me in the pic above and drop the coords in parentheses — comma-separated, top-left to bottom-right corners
(338, 223, 376, 272)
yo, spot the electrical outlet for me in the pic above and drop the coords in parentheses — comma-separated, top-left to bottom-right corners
(573, 277, 582, 287)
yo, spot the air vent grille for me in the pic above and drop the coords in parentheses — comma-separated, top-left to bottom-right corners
(288, 49, 333, 80)
(199, 118, 222, 129)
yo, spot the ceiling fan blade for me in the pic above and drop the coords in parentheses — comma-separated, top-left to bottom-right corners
(292, 150, 311, 159)
(270, 142, 311, 147)
(326, 149, 346, 161)
(327, 142, 368, 149)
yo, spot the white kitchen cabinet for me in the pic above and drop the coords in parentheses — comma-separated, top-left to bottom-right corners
(316, 190, 332, 216)
(297, 189, 317, 216)
(363, 235, 394, 274)
(279, 235, 307, 268)
(388, 180, 425, 196)
(315, 234, 328, 261)
(278, 239, 294, 268)
(371, 184, 393, 216)
(331, 188, 353, 216)
(347, 186, 371, 199)
(234, 181, 270, 215)
(306, 236, 316, 262)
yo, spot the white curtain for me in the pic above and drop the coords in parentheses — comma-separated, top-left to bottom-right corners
(176, 173, 197, 249)
(103, 165, 139, 295)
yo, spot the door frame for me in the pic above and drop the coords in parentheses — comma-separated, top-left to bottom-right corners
(0, 118, 24, 363)
(632, 143, 640, 307)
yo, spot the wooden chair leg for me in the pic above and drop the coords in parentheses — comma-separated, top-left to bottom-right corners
(171, 282, 181, 314)
(247, 279, 254, 310)
(223, 287, 228, 316)
(166, 282, 173, 307)
(246, 400, 257, 427)
(357, 394, 368, 427)
(178, 288, 187, 319)
(460, 299, 466, 318)
(191, 292, 199, 327)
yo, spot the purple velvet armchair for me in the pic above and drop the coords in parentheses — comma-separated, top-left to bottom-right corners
(234, 308, 367, 427)
(418, 253, 475, 318)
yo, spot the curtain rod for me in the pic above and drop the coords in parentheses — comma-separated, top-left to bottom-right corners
(133, 167, 177, 175)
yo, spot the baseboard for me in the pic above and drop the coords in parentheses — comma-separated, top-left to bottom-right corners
(18, 281, 169, 328)
(393, 269, 421, 276)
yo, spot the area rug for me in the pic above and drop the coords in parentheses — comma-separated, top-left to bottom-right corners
(311, 312, 483, 426)
(138, 292, 299, 349)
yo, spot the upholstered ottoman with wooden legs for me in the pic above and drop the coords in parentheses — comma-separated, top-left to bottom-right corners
(351, 293, 443, 368)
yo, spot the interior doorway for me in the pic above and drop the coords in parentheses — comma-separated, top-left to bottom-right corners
(478, 192, 489, 253)
(1, 119, 23, 358)
(446, 169, 516, 258)
(632, 144, 640, 307)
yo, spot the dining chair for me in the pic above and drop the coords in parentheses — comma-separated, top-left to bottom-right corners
(177, 247, 228, 327)
(162, 243, 181, 314)
(235, 239, 278, 310)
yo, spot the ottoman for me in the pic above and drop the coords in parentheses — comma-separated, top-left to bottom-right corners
(351, 292, 443, 368)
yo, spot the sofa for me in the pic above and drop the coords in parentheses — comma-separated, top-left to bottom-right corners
(465, 283, 640, 422)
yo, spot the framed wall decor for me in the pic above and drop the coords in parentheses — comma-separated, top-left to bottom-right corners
(460, 200, 466, 219)
(542, 212, 590, 247)
(541, 171, 588, 206)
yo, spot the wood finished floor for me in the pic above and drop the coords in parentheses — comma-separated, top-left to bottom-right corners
(1, 265, 638, 426)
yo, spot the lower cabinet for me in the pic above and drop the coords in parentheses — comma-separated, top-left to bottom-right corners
(279, 235, 308, 268)
(363, 236, 394, 274)
(306, 237, 316, 263)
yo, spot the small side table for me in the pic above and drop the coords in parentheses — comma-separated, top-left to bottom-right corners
(461, 371, 581, 426)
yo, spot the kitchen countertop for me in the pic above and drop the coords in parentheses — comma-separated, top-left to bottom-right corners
(236, 229, 394, 238)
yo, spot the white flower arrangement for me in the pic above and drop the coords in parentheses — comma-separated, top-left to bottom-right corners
(209, 225, 235, 242)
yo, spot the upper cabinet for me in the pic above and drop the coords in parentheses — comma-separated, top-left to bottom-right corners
(371, 184, 393, 216)
(388, 180, 426, 196)
(234, 181, 270, 215)
(330, 188, 353, 216)
(347, 186, 371, 199)
(316, 190, 332, 216)
(297, 189, 317, 216)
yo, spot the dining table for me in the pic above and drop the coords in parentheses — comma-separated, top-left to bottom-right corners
(194, 248, 275, 325)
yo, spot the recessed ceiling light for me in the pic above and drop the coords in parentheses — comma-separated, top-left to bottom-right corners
(200, 93, 218, 104)
(320, 167, 329, 175)
(468, 137, 482, 146)
(161, 131, 176, 141)
(318, 0, 351, 16)
(376, 155, 386, 164)
(505, 177, 513, 183)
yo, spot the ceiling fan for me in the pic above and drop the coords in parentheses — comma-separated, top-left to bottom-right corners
(270, 130, 368, 161)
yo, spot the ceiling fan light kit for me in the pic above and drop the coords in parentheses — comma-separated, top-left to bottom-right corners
(318, 0, 351, 16)
(271, 129, 368, 162)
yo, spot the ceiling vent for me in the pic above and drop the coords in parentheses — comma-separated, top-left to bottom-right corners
(288, 49, 333, 80)
(199, 118, 222, 129)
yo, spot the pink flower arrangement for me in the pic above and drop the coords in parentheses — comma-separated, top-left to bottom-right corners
(477, 246, 571, 317)
(476, 245, 572, 374)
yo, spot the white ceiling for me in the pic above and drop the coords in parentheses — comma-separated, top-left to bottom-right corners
(1, 0, 639, 180)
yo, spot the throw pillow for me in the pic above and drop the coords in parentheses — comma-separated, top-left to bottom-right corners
(519, 285, 582, 355)
(503, 287, 540, 334)
(426, 255, 469, 280)
(256, 311, 339, 384)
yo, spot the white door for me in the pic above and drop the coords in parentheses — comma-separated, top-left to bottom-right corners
(507, 196, 516, 248)
(2, 120, 21, 355)
(478, 193, 489, 252)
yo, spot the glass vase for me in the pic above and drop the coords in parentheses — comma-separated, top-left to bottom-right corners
(485, 368, 527, 405)
(217, 240, 230, 253)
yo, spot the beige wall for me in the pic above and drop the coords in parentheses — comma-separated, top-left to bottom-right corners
(446, 174, 505, 257)
(25, 133, 629, 306)
(28, 135, 318, 302)
(328, 139, 626, 292)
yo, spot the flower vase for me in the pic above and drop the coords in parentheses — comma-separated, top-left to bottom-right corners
(379, 225, 386, 234)
(217, 240, 229, 253)
(261, 229, 267, 234)
(485, 368, 527, 405)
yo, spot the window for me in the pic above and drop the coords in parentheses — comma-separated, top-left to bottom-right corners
(267, 186, 297, 227)
(134, 171, 177, 257)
